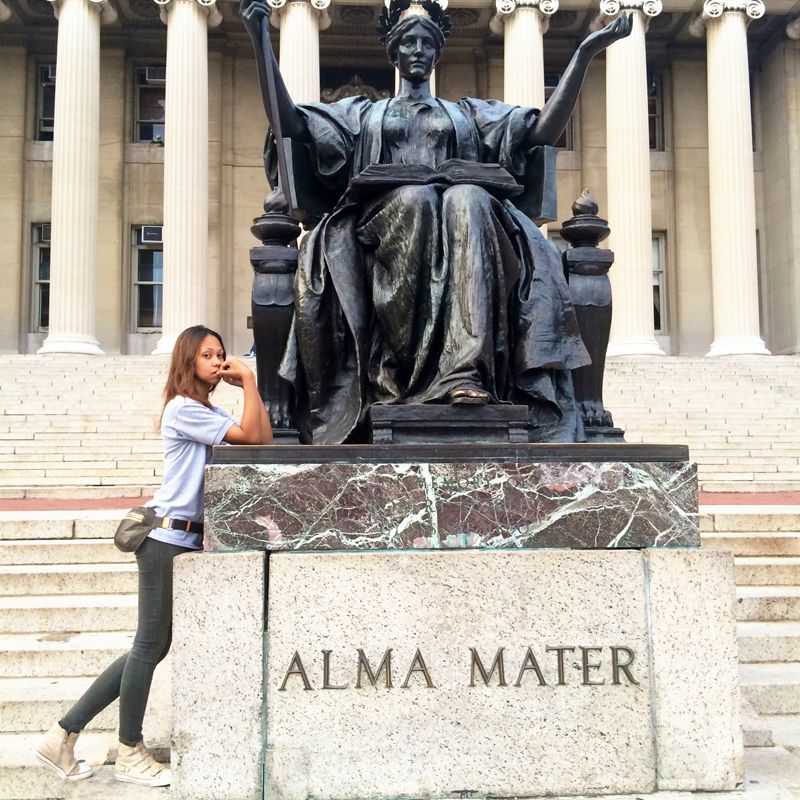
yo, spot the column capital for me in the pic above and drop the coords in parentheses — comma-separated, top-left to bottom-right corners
(0, 1, 11, 22)
(688, 0, 764, 37)
(490, 0, 558, 35)
(592, 0, 660, 32)
(267, 0, 331, 31)
(786, 16, 800, 39)
(155, 0, 222, 28)
(47, 0, 118, 25)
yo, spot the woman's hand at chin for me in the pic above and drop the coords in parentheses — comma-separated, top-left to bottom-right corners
(219, 358, 255, 389)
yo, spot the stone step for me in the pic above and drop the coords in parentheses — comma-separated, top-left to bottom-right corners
(0, 595, 137, 634)
(737, 621, 800, 663)
(703, 481, 800, 493)
(739, 662, 800, 714)
(0, 486, 160, 501)
(0, 511, 123, 542)
(0, 540, 132, 566)
(762, 714, 800, 759)
(0, 564, 138, 596)
(736, 586, 800, 621)
(0, 670, 171, 735)
(703, 507, 800, 531)
(0, 632, 134, 678)
(735, 557, 800, 585)
(740, 699, 774, 747)
(703, 532, 800, 557)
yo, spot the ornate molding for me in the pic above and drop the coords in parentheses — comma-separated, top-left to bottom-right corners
(592, 0, 660, 32)
(688, 0, 764, 37)
(155, 0, 222, 28)
(267, 0, 331, 31)
(489, 0, 559, 36)
(786, 16, 800, 39)
(47, 0, 118, 24)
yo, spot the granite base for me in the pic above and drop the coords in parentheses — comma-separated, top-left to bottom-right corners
(171, 549, 743, 800)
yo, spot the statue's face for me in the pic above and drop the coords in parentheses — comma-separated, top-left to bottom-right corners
(394, 21, 439, 82)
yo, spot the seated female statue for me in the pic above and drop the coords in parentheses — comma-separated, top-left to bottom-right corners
(240, 0, 631, 445)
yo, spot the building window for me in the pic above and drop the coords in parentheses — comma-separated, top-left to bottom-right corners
(36, 65, 56, 141)
(133, 226, 163, 330)
(135, 66, 166, 143)
(647, 73, 664, 151)
(652, 232, 666, 334)
(32, 224, 51, 331)
(544, 73, 573, 150)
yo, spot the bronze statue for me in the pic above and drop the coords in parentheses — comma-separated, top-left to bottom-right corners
(241, 0, 631, 445)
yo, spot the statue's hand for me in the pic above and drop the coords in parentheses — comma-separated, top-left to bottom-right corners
(579, 13, 633, 59)
(239, 0, 270, 28)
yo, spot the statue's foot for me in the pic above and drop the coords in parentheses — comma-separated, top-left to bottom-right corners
(449, 386, 490, 405)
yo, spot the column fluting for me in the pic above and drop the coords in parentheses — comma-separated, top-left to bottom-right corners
(699, 1, 769, 356)
(39, 0, 115, 355)
(152, 0, 220, 355)
(603, 1, 664, 357)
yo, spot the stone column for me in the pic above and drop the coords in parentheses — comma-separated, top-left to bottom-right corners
(600, 0, 664, 357)
(151, 0, 221, 355)
(490, 0, 558, 108)
(38, 0, 116, 355)
(267, 0, 330, 103)
(690, 0, 769, 356)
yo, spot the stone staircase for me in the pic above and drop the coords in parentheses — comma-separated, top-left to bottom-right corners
(0, 511, 170, 800)
(0, 355, 244, 500)
(605, 355, 800, 493)
(0, 354, 798, 497)
(702, 505, 800, 779)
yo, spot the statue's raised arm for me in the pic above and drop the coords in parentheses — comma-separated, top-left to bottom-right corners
(239, 0, 309, 142)
(529, 14, 632, 146)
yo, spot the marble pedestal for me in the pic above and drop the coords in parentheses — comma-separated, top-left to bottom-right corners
(205, 444, 697, 551)
(171, 445, 741, 800)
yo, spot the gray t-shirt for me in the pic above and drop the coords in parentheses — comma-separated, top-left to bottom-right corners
(147, 396, 237, 549)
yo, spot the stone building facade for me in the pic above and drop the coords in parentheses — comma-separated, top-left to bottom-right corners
(0, 0, 797, 359)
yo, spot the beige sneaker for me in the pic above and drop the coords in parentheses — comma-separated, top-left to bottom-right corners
(114, 740, 171, 787)
(32, 722, 93, 782)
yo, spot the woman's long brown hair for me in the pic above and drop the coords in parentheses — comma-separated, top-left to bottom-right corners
(160, 325, 226, 427)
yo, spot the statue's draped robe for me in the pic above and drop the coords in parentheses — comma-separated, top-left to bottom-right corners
(275, 95, 591, 445)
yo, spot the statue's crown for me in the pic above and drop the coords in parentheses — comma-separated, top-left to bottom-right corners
(377, 0, 452, 44)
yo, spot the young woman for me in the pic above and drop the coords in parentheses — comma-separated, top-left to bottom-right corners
(33, 325, 272, 787)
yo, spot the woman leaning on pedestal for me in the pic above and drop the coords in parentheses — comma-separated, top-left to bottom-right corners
(32, 326, 272, 787)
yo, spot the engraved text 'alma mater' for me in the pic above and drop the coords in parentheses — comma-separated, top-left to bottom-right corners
(278, 646, 639, 691)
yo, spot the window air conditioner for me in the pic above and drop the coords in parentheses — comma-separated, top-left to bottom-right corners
(140, 225, 163, 244)
(145, 66, 166, 83)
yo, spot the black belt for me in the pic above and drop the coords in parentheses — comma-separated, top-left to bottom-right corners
(157, 516, 204, 535)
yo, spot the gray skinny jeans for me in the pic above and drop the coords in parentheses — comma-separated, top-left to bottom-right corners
(59, 536, 192, 746)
